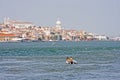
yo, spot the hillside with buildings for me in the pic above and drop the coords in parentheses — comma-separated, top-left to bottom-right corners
(0, 18, 109, 42)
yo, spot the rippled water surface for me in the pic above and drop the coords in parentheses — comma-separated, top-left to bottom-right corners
(0, 41, 120, 80)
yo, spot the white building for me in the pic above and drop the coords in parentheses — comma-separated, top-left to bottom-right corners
(94, 35, 108, 40)
(4, 17, 33, 28)
(55, 19, 62, 30)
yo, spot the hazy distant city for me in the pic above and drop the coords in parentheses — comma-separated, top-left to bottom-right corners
(0, 18, 119, 42)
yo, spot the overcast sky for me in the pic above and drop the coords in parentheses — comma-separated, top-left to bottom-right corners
(0, 0, 120, 37)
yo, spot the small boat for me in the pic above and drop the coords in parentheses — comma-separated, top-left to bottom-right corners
(66, 57, 78, 64)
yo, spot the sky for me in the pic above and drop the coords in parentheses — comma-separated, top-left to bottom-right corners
(0, 0, 120, 37)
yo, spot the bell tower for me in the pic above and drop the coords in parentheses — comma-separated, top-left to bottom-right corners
(4, 17, 10, 25)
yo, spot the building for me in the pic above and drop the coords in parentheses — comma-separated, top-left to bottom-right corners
(94, 35, 108, 40)
(0, 33, 16, 42)
(3, 17, 33, 28)
(55, 19, 62, 30)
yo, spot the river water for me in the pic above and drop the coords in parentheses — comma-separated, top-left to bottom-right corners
(0, 41, 120, 80)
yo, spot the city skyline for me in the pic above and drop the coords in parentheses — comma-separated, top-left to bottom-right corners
(0, 0, 120, 37)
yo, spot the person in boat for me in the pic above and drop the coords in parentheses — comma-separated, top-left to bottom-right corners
(66, 57, 78, 64)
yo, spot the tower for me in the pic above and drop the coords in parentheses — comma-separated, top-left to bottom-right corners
(3, 17, 10, 25)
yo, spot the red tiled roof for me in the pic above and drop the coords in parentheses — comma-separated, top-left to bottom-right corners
(9, 21, 33, 24)
(0, 33, 16, 37)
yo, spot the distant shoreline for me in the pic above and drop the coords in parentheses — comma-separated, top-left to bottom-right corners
(0, 40, 119, 43)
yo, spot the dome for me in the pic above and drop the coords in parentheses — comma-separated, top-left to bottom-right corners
(56, 20, 61, 25)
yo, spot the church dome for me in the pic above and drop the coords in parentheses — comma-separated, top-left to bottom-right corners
(56, 20, 61, 25)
